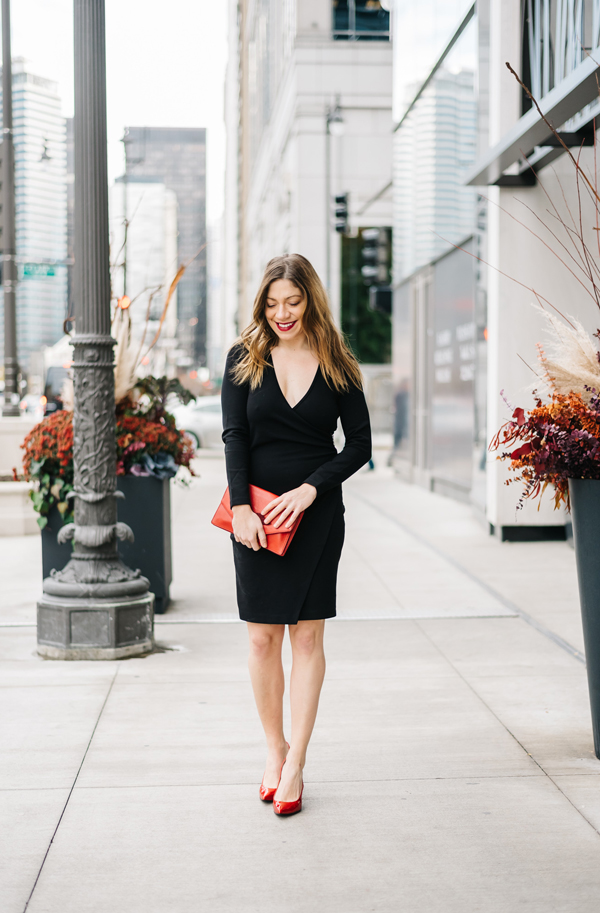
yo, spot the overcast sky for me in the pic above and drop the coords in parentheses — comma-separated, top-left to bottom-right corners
(11, 0, 228, 222)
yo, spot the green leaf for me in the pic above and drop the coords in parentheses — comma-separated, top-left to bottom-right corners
(57, 501, 69, 515)
(37, 516, 48, 530)
(31, 491, 45, 509)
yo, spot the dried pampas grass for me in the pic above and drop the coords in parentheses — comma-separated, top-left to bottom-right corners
(112, 305, 138, 404)
(533, 304, 600, 402)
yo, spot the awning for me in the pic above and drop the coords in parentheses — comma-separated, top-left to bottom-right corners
(465, 52, 600, 186)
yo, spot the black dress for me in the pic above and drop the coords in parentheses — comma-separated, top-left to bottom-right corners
(221, 345, 372, 625)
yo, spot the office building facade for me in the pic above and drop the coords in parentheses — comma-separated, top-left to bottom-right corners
(226, 0, 393, 346)
(110, 178, 179, 378)
(123, 126, 207, 368)
(0, 58, 67, 375)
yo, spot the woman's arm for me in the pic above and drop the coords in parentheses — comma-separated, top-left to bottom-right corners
(221, 347, 267, 549)
(262, 380, 372, 529)
(221, 346, 252, 507)
(303, 380, 372, 495)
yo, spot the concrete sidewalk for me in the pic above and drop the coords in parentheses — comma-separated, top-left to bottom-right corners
(2, 455, 600, 912)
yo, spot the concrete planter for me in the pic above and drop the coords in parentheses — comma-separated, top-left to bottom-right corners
(41, 475, 172, 614)
(0, 481, 38, 536)
(568, 478, 600, 758)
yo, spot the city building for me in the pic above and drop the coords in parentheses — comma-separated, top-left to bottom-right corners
(0, 58, 67, 376)
(122, 126, 207, 369)
(109, 178, 179, 378)
(390, 3, 479, 502)
(389, 0, 600, 539)
(206, 216, 232, 379)
(226, 0, 393, 359)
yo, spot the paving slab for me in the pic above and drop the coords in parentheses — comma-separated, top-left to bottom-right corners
(348, 471, 584, 650)
(552, 774, 600, 832)
(0, 535, 42, 625)
(0, 677, 115, 789)
(74, 667, 538, 789)
(0, 787, 69, 913)
(26, 777, 600, 913)
(0, 628, 119, 687)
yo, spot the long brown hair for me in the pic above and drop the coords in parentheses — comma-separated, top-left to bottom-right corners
(231, 253, 363, 392)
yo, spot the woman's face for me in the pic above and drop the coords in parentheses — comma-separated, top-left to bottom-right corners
(265, 279, 307, 343)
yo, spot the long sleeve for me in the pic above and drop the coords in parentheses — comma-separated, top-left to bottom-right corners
(221, 346, 251, 507)
(303, 380, 372, 496)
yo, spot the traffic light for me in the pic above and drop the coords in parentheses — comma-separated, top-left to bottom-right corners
(334, 193, 348, 234)
(360, 227, 390, 286)
(368, 286, 392, 315)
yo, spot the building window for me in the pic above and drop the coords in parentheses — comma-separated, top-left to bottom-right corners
(333, 0, 390, 41)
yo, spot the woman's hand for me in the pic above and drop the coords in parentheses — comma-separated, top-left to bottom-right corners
(232, 505, 268, 551)
(262, 483, 317, 529)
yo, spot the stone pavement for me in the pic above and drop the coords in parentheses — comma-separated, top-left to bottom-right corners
(2, 453, 600, 912)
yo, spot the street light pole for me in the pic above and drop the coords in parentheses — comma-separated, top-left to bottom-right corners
(36, 0, 153, 660)
(325, 97, 344, 317)
(1, 0, 20, 417)
(325, 109, 331, 300)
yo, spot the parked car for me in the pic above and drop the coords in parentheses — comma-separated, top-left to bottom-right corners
(172, 395, 223, 449)
(20, 394, 47, 422)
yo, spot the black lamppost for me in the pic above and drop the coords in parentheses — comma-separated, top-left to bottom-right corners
(1, 0, 20, 417)
(36, 0, 153, 659)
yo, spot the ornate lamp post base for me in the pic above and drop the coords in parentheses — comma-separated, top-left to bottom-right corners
(37, 589, 154, 660)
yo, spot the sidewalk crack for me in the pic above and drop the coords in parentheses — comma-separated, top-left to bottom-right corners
(22, 665, 120, 912)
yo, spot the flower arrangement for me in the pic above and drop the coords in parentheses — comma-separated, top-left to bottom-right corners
(22, 377, 196, 529)
(22, 410, 75, 528)
(490, 306, 600, 510)
(491, 391, 600, 510)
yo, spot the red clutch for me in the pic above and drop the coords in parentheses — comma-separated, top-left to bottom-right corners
(211, 485, 304, 557)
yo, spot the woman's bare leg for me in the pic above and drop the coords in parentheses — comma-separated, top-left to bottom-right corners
(247, 622, 287, 787)
(275, 619, 326, 802)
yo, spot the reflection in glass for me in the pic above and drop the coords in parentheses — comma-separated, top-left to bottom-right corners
(333, 0, 390, 41)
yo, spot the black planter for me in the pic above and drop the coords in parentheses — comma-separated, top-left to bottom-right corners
(568, 478, 600, 758)
(116, 476, 172, 614)
(40, 476, 172, 614)
(41, 507, 73, 579)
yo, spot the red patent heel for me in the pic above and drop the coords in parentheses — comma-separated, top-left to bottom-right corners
(273, 780, 303, 816)
(259, 742, 289, 803)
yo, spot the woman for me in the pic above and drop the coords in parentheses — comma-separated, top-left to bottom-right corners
(221, 253, 371, 816)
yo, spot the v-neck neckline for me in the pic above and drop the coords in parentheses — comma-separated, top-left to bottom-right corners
(269, 354, 320, 411)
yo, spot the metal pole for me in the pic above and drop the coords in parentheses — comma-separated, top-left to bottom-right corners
(325, 111, 331, 298)
(1, 0, 19, 417)
(36, 0, 153, 660)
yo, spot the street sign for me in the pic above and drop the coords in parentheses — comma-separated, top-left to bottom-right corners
(23, 263, 56, 277)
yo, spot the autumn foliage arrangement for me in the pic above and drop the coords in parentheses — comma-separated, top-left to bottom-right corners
(22, 377, 196, 529)
(491, 389, 600, 510)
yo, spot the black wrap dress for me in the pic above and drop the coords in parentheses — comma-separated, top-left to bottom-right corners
(221, 345, 372, 625)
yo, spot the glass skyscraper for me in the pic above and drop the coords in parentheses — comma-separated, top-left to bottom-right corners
(123, 127, 207, 367)
(0, 58, 67, 375)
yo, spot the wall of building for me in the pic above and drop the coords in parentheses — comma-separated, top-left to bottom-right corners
(390, 6, 480, 501)
(234, 0, 393, 334)
(123, 127, 207, 369)
(0, 58, 67, 376)
(109, 179, 179, 378)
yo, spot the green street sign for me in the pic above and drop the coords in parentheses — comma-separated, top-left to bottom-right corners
(23, 263, 56, 278)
